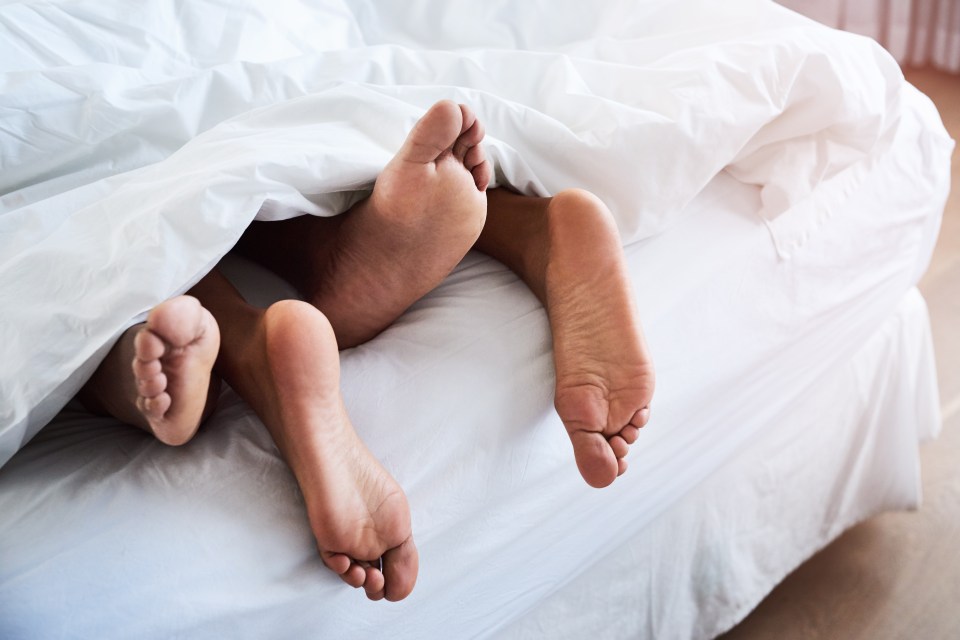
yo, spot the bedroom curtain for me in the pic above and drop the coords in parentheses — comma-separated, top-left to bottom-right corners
(779, 0, 960, 72)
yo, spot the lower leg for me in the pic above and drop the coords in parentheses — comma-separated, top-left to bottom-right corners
(475, 188, 655, 488)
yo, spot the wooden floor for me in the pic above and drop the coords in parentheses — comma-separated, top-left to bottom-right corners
(721, 69, 960, 639)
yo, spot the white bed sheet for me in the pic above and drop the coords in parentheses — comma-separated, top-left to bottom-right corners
(504, 288, 939, 639)
(0, 75, 949, 637)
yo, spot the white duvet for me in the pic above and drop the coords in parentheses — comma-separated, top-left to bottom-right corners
(0, 0, 906, 466)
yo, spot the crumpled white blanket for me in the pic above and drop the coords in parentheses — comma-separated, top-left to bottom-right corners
(0, 0, 905, 466)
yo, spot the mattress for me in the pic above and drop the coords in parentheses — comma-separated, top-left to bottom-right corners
(0, 74, 950, 637)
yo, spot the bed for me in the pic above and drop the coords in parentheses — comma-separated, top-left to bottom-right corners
(0, 0, 953, 638)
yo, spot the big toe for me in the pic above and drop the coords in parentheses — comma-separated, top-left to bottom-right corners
(382, 536, 419, 602)
(570, 430, 619, 489)
(146, 295, 207, 348)
(398, 100, 465, 164)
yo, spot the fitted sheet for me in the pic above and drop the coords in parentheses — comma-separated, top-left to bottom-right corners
(0, 76, 950, 637)
(503, 288, 940, 639)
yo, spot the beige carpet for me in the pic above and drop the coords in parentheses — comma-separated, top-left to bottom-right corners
(721, 69, 960, 639)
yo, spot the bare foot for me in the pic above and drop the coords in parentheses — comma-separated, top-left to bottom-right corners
(477, 187, 654, 487)
(79, 295, 221, 445)
(303, 99, 493, 347)
(132, 296, 221, 445)
(240, 301, 417, 601)
(543, 190, 655, 488)
(216, 101, 494, 598)
(374, 98, 491, 207)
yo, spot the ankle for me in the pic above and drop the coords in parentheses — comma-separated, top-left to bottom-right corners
(215, 304, 267, 385)
(479, 189, 551, 293)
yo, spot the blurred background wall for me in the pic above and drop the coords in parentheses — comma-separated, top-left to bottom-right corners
(778, 0, 960, 72)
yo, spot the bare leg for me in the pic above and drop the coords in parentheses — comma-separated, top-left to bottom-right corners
(476, 188, 655, 488)
(79, 296, 221, 445)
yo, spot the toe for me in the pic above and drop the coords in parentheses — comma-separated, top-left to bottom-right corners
(458, 103, 483, 140)
(132, 357, 162, 379)
(400, 100, 463, 164)
(363, 566, 386, 599)
(137, 373, 167, 398)
(147, 295, 205, 348)
(140, 393, 171, 418)
(620, 425, 640, 445)
(630, 407, 651, 428)
(383, 536, 419, 602)
(472, 160, 492, 191)
(570, 430, 619, 489)
(321, 551, 352, 576)
(608, 434, 629, 459)
(342, 563, 366, 589)
(134, 329, 165, 362)
(618, 457, 628, 476)
(453, 106, 484, 161)
(463, 144, 485, 171)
